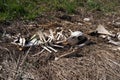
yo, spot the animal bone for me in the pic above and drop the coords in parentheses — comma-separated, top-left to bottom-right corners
(26, 38, 40, 46)
(49, 43, 64, 48)
(107, 36, 120, 46)
(108, 40, 120, 46)
(37, 30, 47, 43)
(55, 28, 67, 41)
(66, 31, 88, 46)
(41, 45, 52, 53)
(96, 24, 114, 36)
(56, 30, 64, 40)
(47, 29, 55, 42)
(70, 31, 83, 37)
(12, 34, 26, 46)
(117, 32, 120, 41)
(47, 46, 57, 52)
(51, 44, 64, 48)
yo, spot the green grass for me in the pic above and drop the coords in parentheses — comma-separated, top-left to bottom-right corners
(0, 0, 119, 22)
(0, 0, 43, 21)
(85, 0, 119, 12)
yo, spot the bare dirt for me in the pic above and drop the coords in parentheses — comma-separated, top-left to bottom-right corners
(0, 11, 120, 80)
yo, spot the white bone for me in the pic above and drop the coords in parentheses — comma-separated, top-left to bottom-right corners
(56, 30, 67, 41)
(56, 41, 65, 44)
(37, 30, 46, 43)
(47, 29, 55, 42)
(109, 40, 120, 46)
(30, 34, 37, 40)
(51, 44, 64, 48)
(41, 46, 52, 53)
(49, 29, 54, 40)
(117, 33, 120, 40)
(57, 34, 62, 40)
(70, 31, 83, 37)
(55, 57, 59, 61)
(47, 46, 57, 52)
(18, 37, 26, 46)
(26, 38, 41, 46)
(96, 24, 113, 36)
(108, 36, 120, 46)
(69, 29, 73, 34)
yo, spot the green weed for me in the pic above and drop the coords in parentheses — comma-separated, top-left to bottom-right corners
(0, 0, 119, 21)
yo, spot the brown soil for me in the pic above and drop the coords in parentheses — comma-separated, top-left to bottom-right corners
(0, 11, 120, 80)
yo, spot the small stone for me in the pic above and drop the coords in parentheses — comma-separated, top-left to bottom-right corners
(117, 47, 120, 50)
(100, 35, 107, 39)
(78, 23, 83, 25)
(83, 18, 90, 21)
(55, 57, 59, 61)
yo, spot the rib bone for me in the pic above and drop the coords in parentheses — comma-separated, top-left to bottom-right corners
(47, 46, 57, 52)
(41, 45, 52, 53)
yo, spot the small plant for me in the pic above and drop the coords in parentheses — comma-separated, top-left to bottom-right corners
(86, 0, 101, 11)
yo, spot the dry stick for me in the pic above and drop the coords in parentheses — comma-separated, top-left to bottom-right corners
(100, 53, 120, 78)
(32, 49, 45, 57)
(0, 46, 10, 52)
(24, 26, 31, 35)
(55, 49, 76, 60)
(20, 47, 32, 66)
(15, 54, 21, 71)
(24, 24, 38, 27)
(13, 54, 22, 80)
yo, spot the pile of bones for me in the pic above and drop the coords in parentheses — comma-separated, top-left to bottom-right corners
(11, 27, 87, 54)
(11, 25, 120, 55)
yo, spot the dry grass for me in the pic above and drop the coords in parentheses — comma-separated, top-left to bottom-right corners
(0, 10, 120, 80)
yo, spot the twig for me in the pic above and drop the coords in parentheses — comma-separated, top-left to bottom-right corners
(24, 26, 31, 35)
(106, 58, 120, 67)
(32, 49, 45, 57)
(55, 49, 76, 60)
(0, 46, 10, 52)
(20, 47, 32, 66)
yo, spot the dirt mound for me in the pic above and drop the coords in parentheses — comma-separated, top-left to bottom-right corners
(0, 12, 120, 80)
